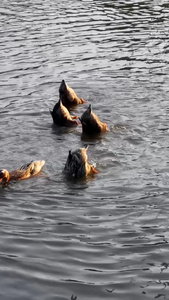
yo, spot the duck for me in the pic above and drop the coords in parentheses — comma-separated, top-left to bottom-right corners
(59, 80, 85, 107)
(50, 99, 78, 126)
(0, 160, 45, 184)
(79, 104, 109, 135)
(64, 146, 98, 178)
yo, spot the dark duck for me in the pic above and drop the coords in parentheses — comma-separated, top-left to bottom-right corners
(64, 146, 98, 179)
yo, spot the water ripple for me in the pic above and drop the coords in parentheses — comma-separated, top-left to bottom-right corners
(1, 0, 169, 299)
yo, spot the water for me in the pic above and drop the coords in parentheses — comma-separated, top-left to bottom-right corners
(0, 0, 169, 299)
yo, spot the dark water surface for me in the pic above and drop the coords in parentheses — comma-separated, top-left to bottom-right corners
(1, 0, 169, 299)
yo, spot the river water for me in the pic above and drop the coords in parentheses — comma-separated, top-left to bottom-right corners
(0, 0, 169, 299)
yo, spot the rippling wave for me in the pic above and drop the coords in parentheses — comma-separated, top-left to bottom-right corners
(0, 0, 169, 299)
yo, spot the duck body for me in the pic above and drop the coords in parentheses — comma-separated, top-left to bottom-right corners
(0, 160, 45, 184)
(64, 147, 98, 179)
(50, 99, 78, 127)
(59, 80, 85, 107)
(80, 104, 108, 135)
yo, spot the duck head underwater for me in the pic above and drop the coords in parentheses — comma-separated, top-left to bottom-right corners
(64, 146, 98, 179)
(0, 160, 45, 184)
(59, 80, 86, 107)
(79, 104, 109, 135)
(50, 99, 78, 126)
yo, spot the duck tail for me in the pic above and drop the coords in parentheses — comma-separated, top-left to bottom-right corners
(88, 104, 92, 114)
(59, 80, 67, 93)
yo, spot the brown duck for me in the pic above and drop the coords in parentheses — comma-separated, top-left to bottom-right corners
(50, 99, 78, 126)
(0, 160, 45, 184)
(59, 80, 85, 107)
(64, 146, 98, 179)
(80, 104, 109, 135)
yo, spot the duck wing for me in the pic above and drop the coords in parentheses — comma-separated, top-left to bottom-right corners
(65, 151, 85, 178)
(20, 160, 45, 176)
(19, 161, 33, 171)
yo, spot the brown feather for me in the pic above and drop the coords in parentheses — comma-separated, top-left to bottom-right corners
(59, 80, 85, 107)
(50, 99, 78, 126)
(0, 160, 45, 184)
(80, 104, 108, 135)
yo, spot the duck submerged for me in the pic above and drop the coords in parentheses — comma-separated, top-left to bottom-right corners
(0, 160, 45, 184)
(64, 146, 98, 179)
(80, 104, 109, 135)
(50, 99, 78, 126)
(59, 80, 85, 107)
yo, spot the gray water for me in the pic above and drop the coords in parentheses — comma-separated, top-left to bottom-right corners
(0, 0, 169, 299)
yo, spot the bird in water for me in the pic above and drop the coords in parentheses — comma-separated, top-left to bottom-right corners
(64, 146, 98, 179)
(59, 80, 86, 107)
(79, 104, 109, 135)
(0, 160, 45, 184)
(50, 99, 78, 126)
